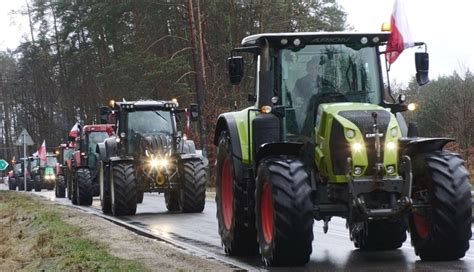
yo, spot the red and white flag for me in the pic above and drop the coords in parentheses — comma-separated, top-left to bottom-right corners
(38, 140, 47, 162)
(68, 122, 80, 138)
(386, 0, 414, 64)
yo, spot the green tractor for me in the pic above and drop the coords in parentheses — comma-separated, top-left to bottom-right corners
(37, 153, 58, 191)
(27, 156, 41, 192)
(55, 144, 74, 198)
(96, 100, 207, 216)
(215, 32, 472, 266)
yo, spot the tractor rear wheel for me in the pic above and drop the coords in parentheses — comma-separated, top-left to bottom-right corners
(165, 191, 180, 211)
(25, 178, 33, 191)
(110, 162, 137, 216)
(255, 158, 314, 266)
(34, 175, 41, 192)
(351, 219, 407, 251)
(67, 172, 73, 200)
(76, 169, 93, 206)
(216, 132, 258, 256)
(181, 160, 206, 213)
(409, 151, 472, 261)
(55, 175, 66, 198)
(100, 163, 112, 214)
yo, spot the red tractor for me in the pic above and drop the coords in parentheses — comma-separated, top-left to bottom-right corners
(71, 124, 114, 205)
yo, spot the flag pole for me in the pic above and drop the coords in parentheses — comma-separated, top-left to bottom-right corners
(23, 133, 27, 192)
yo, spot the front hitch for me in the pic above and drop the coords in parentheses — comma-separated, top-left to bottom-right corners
(347, 155, 413, 219)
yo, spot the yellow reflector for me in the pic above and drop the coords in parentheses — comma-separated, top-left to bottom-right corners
(381, 22, 391, 32)
(260, 106, 272, 113)
(407, 103, 417, 111)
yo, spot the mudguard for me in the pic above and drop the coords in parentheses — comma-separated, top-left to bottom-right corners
(214, 113, 243, 160)
(256, 142, 303, 167)
(399, 137, 454, 157)
(96, 142, 108, 163)
(178, 140, 197, 154)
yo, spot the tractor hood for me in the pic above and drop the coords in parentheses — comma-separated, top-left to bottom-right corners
(314, 103, 401, 182)
(138, 133, 173, 158)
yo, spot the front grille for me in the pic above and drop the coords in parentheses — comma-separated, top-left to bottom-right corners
(338, 110, 391, 176)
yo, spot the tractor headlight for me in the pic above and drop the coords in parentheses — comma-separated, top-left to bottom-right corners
(353, 166, 363, 175)
(346, 129, 355, 139)
(150, 158, 169, 169)
(386, 165, 396, 174)
(351, 142, 362, 152)
(390, 128, 398, 137)
(386, 141, 397, 151)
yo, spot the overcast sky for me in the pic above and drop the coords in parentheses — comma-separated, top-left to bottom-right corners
(1, 0, 473, 86)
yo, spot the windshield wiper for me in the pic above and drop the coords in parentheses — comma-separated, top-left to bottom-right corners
(154, 111, 167, 121)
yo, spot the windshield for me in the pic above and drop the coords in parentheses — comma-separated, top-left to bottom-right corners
(281, 44, 381, 135)
(127, 110, 172, 136)
(46, 156, 57, 167)
(30, 159, 39, 168)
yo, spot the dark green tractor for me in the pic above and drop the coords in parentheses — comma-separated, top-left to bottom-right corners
(38, 153, 58, 191)
(214, 32, 472, 266)
(96, 100, 207, 216)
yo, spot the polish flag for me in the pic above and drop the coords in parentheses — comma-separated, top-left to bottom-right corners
(38, 140, 47, 162)
(68, 122, 80, 138)
(386, 0, 414, 64)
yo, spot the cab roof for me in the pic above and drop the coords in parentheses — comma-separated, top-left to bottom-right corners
(241, 31, 390, 47)
(115, 100, 178, 111)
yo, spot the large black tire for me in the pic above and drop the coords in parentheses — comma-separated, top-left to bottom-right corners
(18, 177, 25, 191)
(100, 163, 112, 214)
(110, 162, 137, 216)
(408, 151, 472, 261)
(181, 160, 207, 213)
(25, 178, 33, 191)
(76, 169, 93, 206)
(136, 190, 144, 204)
(215, 132, 258, 256)
(8, 178, 16, 190)
(67, 171, 73, 200)
(55, 175, 66, 198)
(255, 158, 314, 266)
(165, 190, 180, 211)
(71, 171, 78, 205)
(350, 219, 407, 251)
(34, 175, 41, 192)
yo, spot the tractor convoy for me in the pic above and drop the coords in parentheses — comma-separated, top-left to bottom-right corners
(4, 30, 472, 267)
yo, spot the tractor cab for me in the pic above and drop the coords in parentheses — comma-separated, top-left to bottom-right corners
(73, 124, 114, 169)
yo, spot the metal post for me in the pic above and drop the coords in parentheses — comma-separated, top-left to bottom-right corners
(23, 133, 26, 192)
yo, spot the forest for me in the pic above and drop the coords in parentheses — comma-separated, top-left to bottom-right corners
(0, 0, 472, 178)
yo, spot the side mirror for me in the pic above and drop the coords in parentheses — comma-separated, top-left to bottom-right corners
(190, 104, 199, 122)
(227, 56, 244, 85)
(415, 52, 429, 86)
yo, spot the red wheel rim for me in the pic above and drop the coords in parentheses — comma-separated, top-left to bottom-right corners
(413, 213, 430, 239)
(261, 182, 273, 243)
(221, 157, 233, 230)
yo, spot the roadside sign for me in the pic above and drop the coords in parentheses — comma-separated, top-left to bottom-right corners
(0, 159, 8, 171)
(14, 128, 35, 146)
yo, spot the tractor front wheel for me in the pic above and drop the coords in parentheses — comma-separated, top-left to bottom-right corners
(180, 160, 207, 213)
(409, 151, 472, 261)
(216, 132, 258, 256)
(8, 178, 16, 190)
(255, 158, 314, 266)
(55, 175, 66, 198)
(76, 169, 93, 206)
(165, 191, 180, 211)
(110, 162, 137, 216)
(34, 175, 41, 192)
(100, 163, 112, 214)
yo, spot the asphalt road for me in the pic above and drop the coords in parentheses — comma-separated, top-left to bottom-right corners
(2, 184, 474, 271)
